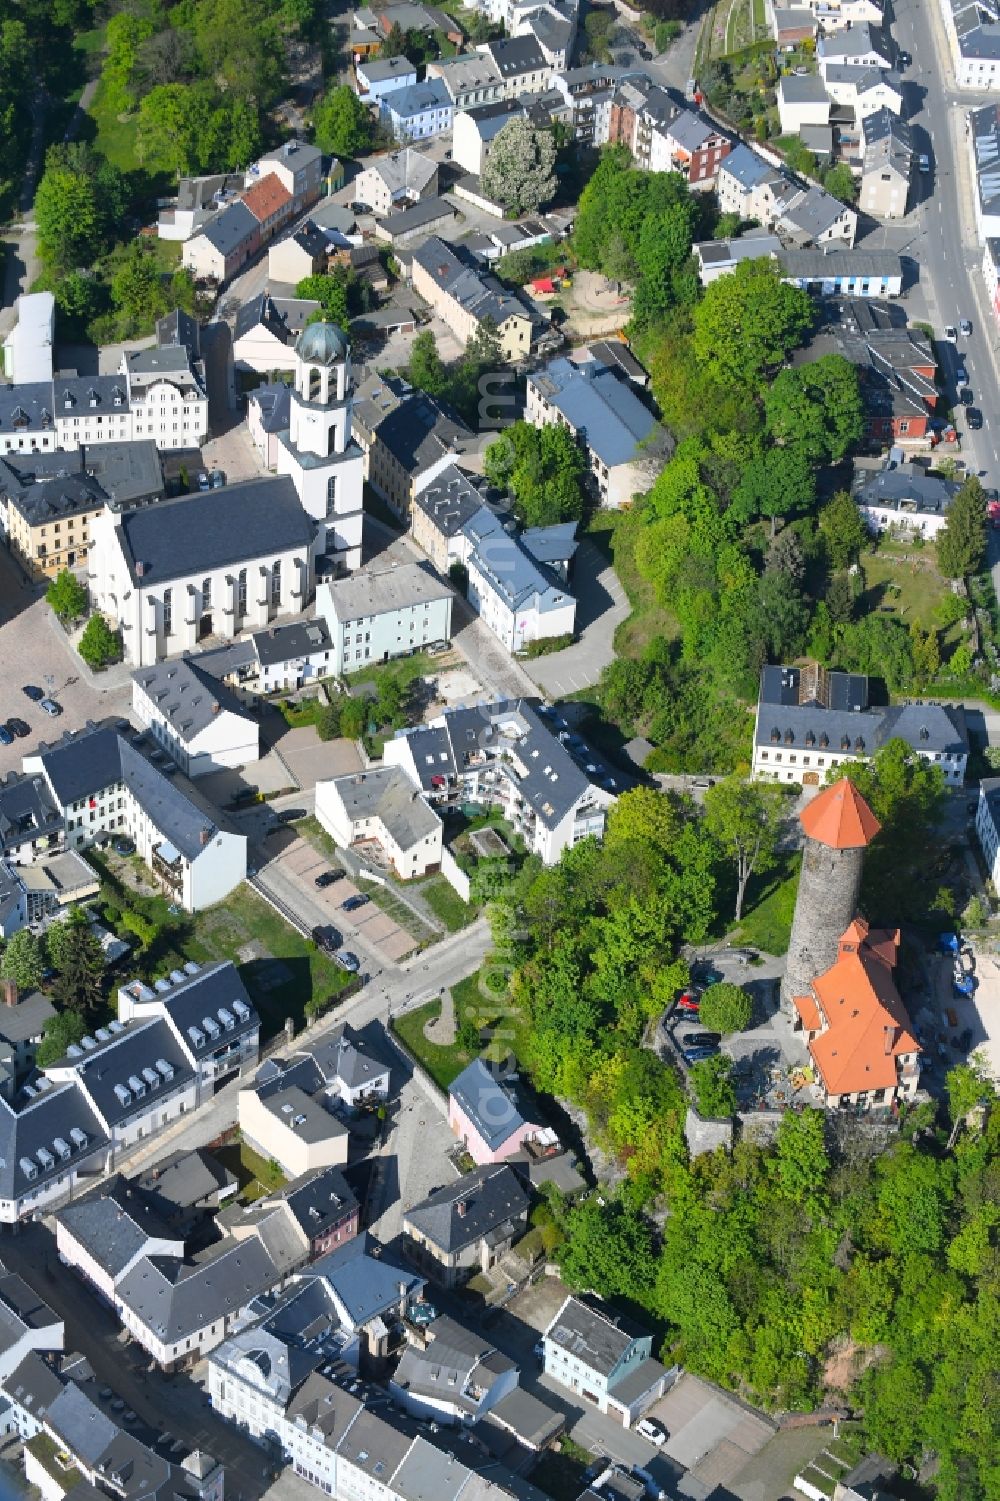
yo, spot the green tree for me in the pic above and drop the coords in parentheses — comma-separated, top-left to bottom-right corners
(819, 489, 868, 570)
(312, 83, 372, 157)
(699, 981, 752, 1033)
(558, 1195, 656, 1303)
(769, 1107, 829, 1213)
(48, 907, 104, 1021)
(120, 907, 157, 949)
(480, 116, 557, 213)
(730, 445, 816, 536)
(102, 11, 155, 113)
(406, 329, 447, 397)
(296, 271, 350, 326)
(483, 420, 585, 526)
(380, 20, 406, 56)
(0, 930, 44, 991)
(937, 475, 987, 579)
(692, 259, 813, 389)
(690, 1054, 737, 1117)
(822, 162, 857, 205)
(704, 776, 787, 922)
(35, 1010, 88, 1068)
(109, 240, 168, 336)
(764, 355, 865, 464)
(46, 569, 88, 622)
(77, 613, 123, 669)
(135, 82, 216, 176)
(192, 0, 284, 102)
(35, 165, 101, 273)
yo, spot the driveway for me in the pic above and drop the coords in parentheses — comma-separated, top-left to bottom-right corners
(259, 835, 419, 961)
(523, 541, 629, 698)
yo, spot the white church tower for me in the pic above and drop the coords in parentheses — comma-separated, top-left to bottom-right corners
(277, 322, 365, 573)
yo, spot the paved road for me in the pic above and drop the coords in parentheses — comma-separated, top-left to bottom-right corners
(523, 540, 629, 698)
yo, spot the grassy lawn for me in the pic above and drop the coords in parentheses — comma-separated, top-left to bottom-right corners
(354, 874, 437, 945)
(277, 693, 329, 729)
(588, 510, 677, 659)
(734, 854, 801, 956)
(860, 540, 949, 630)
(213, 1138, 288, 1204)
(88, 76, 142, 174)
(392, 969, 527, 1089)
(420, 874, 478, 932)
(94, 860, 352, 1037)
(296, 813, 339, 859)
(345, 647, 458, 696)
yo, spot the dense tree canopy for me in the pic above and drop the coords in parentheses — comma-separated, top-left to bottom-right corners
(692, 259, 814, 388)
(312, 83, 373, 157)
(483, 421, 586, 527)
(480, 117, 557, 214)
(937, 475, 988, 579)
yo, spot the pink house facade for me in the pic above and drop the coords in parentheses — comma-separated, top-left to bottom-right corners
(447, 1059, 545, 1166)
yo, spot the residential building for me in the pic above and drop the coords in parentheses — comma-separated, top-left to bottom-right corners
(402, 1164, 530, 1286)
(88, 476, 318, 666)
(116, 959, 260, 1089)
(367, 390, 478, 521)
(852, 458, 958, 536)
(772, 6, 817, 42)
(356, 55, 418, 101)
(0, 441, 163, 581)
(860, 108, 913, 217)
(54, 1178, 187, 1305)
(542, 1296, 668, 1426)
(975, 776, 1000, 892)
(22, 724, 248, 910)
(796, 297, 938, 442)
(751, 662, 969, 786)
(818, 19, 893, 66)
(232, 295, 321, 374)
(0, 853, 98, 948)
(970, 102, 1000, 241)
(156, 172, 243, 242)
(239, 1055, 350, 1178)
(478, 35, 551, 97)
(451, 99, 525, 175)
(693, 233, 783, 285)
(51, 375, 132, 452)
(182, 619, 336, 702)
(354, 151, 439, 217)
(412, 237, 538, 362)
(0, 987, 56, 1083)
(0, 773, 64, 866)
(822, 64, 903, 121)
(247, 141, 325, 216)
(317, 563, 453, 675)
(462, 505, 576, 651)
(182, 200, 260, 284)
(241, 172, 294, 245)
(2, 293, 54, 386)
(776, 73, 831, 134)
(307, 1231, 426, 1342)
(776, 184, 858, 248)
(316, 766, 443, 878)
(384, 698, 615, 864)
(131, 659, 259, 776)
(410, 463, 490, 571)
(791, 918, 920, 1110)
(381, 78, 455, 140)
(133, 1148, 239, 1232)
(525, 354, 670, 507)
(942, 0, 1000, 89)
(784, 0, 883, 28)
(260, 1164, 361, 1260)
(268, 222, 332, 284)
(446, 1059, 547, 1166)
(390, 1316, 522, 1425)
(428, 52, 505, 111)
(716, 142, 788, 220)
(118, 344, 209, 454)
(373, 196, 460, 247)
(0, 1068, 109, 1224)
(273, 324, 366, 575)
(0, 383, 60, 458)
(301, 1024, 391, 1107)
(0, 1270, 63, 1382)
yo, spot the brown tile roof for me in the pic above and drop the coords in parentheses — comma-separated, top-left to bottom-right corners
(242, 173, 292, 223)
(808, 926, 917, 1096)
(800, 777, 881, 850)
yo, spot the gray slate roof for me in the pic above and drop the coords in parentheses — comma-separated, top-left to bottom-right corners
(0, 774, 63, 853)
(252, 616, 332, 667)
(413, 464, 492, 536)
(327, 766, 443, 849)
(325, 562, 451, 620)
(303, 1022, 390, 1092)
(0, 990, 56, 1046)
(55, 1178, 180, 1277)
(447, 1060, 536, 1153)
(123, 960, 258, 1060)
(117, 1235, 282, 1344)
(198, 200, 259, 256)
(133, 657, 252, 742)
(116, 475, 313, 587)
(403, 1163, 529, 1254)
(0, 1081, 109, 1202)
(310, 1231, 423, 1327)
(545, 1296, 639, 1375)
(528, 357, 666, 469)
(53, 1017, 194, 1128)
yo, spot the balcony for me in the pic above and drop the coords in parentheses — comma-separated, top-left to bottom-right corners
(152, 842, 184, 893)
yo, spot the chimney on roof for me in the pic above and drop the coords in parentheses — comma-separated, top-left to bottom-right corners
(200, 827, 211, 846)
(456, 1199, 467, 1217)
(884, 1024, 896, 1055)
(1, 980, 17, 1008)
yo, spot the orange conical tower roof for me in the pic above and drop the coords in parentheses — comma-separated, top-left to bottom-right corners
(799, 777, 881, 849)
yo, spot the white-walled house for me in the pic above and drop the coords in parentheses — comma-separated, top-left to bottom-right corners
(117, 959, 261, 1090)
(462, 507, 576, 651)
(88, 476, 317, 667)
(315, 767, 443, 879)
(132, 659, 259, 777)
(316, 563, 453, 675)
(543, 1296, 668, 1427)
(976, 778, 1000, 890)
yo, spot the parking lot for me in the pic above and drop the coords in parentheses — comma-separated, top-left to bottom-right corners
(919, 947, 1000, 1081)
(266, 836, 418, 962)
(0, 548, 134, 779)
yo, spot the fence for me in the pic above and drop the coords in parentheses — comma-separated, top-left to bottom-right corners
(441, 847, 471, 902)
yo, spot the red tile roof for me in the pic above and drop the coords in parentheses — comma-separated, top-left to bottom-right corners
(242, 173, 292, 224)
(793, 992, 821, 1032)
(807, 924, 917, 1097)
(799, 777, 881, 850)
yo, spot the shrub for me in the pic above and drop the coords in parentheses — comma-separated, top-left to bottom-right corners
(698, 981, 753, 1033)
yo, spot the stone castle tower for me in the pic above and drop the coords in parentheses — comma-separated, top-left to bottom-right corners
(781, 777, 882, 1014)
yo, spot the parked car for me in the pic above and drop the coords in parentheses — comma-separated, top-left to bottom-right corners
(277, 807, 307, 822)
(335, 950, 361, 971)
(960, 387, 974, 405)
(315, 868, 346, 887)
(40, 698, 62, 716)
(945, 324, 957, 340)
(21, 684, 43, 701)
(635, 1418, 666, 1446)
(342, 893, 370, 912)
(967, 407, 983, 429)
(5, 718, 30, 739)
(918, 154, 931, 172)
(956, 362, 969, 385)
(209, 469, 226, 489)
(197, 471, 210, 490)
(676, 991, 701, 1013)
(680, 1031, 722, 1048)
(0, 725, 12, 746)
(532, 1340, 544, 1360)
(898, 48, 911, 65)
(960, 318, 973, 337)
(682, 1045, 718, 1064)
(311, 925, 343, 954)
